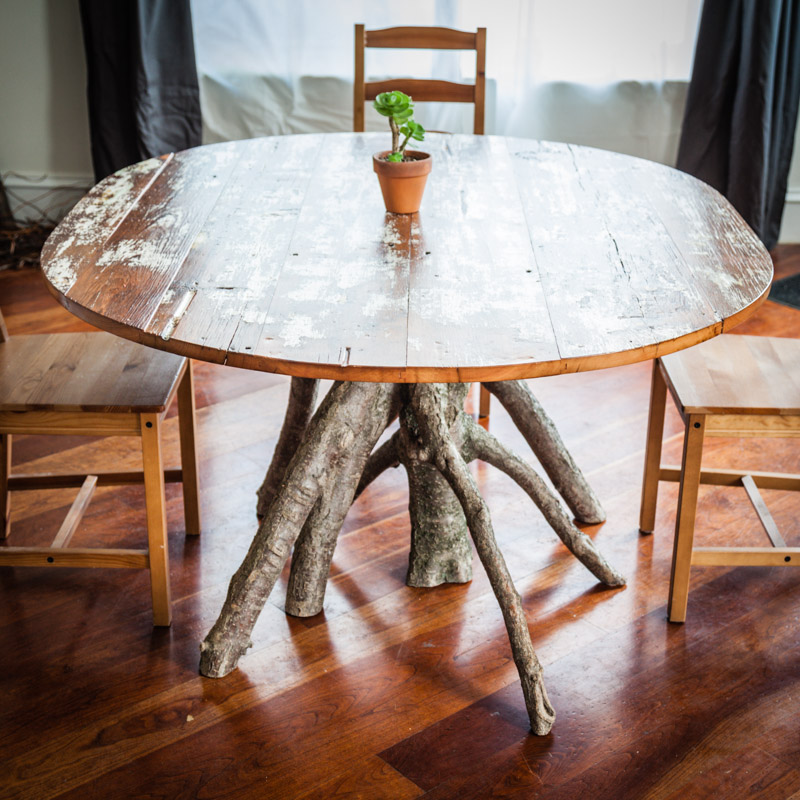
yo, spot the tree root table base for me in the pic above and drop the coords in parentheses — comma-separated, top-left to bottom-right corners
(199, 379, 626, 736)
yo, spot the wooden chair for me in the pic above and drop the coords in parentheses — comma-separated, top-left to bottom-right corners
(0, 309, 201, 626)
(354, 22, 491, 418)
(639, 335, 800, 622)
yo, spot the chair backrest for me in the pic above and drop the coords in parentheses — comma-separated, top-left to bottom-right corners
(354, 24, 487, 135)
(0, 309, 8, 343)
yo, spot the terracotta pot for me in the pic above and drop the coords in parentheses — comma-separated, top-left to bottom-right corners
(372, 150, 432, 214)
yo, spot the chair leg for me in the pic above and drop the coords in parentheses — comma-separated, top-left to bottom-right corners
(640, 359, 668, 534)
(668, 414, 705, 623)
(1, 433, 10, 539)
(479, 384, 491, 419)
(177, 360, 201, 536)
(141, 413, 172, 627)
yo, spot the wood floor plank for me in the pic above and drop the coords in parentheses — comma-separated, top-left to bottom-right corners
(2, 251, 800, 799)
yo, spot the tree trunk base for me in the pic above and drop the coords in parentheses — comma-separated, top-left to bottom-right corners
(202, 379, 624, 736)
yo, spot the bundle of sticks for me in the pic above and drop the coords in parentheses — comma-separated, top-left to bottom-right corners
(0, 177, 54, 270)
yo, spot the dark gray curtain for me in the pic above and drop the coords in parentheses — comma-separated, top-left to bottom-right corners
(677, 0, 800, 249)
(79, 0, 202, 182)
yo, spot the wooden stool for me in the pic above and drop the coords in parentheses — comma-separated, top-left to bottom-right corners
(0, 314, 201, 627)
(639, 335, 800, 622)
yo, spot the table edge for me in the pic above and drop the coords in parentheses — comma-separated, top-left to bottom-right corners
(44, 277, 773, 382)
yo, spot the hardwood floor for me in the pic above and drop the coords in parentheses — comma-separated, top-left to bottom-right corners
(2, 249, 800, 799)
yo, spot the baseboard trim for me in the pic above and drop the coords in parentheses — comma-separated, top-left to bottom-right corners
(2, 170, 93, 224)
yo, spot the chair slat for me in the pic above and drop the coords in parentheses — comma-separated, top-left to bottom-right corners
(354, 23, 486, 139)
(741, 474, 787, 548)
(366, 26, 477, 49)
(51, 475, 98, 548)
(365, 79, 475, 103)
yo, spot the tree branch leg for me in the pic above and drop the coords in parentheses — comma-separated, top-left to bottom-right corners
(354, 431, 401, 499)
(256, 377, 319, 520)
(409, 383, 556, 735)
(466, 416, 625, 587)
(285, 402, 397, 616)
(399, 383, 472, 587)
(200, 381, 398, 677)
(484, 380, 605, 524)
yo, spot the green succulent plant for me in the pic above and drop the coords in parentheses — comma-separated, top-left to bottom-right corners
(373, 90, 426, 162)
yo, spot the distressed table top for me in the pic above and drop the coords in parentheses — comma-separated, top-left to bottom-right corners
(41, 133, 772, 382)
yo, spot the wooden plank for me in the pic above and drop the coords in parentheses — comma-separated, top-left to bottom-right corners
(661, 335, 800, 415)
(406, 135, 560, 378)
(659, 466, 800, 492)
(366, 26, 477, 50)
(9, 469, 183, 489)
(474, 28, 487, 134)
(64, 143, 242, 331)
(146, 137, 322, 364)
(51, 474, 97, 548)
(741, 474, 786, 548)
(0, 432, 9, 538)
(640, 360, 668, 534)
(354, 24, 366, 132)
(668, 414, 705, 623)
(39, 155, 173, 296)
(692, 547, 800, 567)
(294, 756, 423, 800)
(177, 361, 201, 536)
(39, 134, 773, 382)
(0, 547, 149, 568)
(4, 258, 800, 800)
(365, 79, 475, 103)
(228, 134, 411, 375)
(632, 157, 774, 325)
(0, 410, 141, 436)
(539, 143, 718, 361)
(0, 331, 185, 412)
(141, 412, 171, 626)
(705, 414, 800, 437)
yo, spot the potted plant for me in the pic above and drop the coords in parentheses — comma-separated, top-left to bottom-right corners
(372, 91, 430, 214)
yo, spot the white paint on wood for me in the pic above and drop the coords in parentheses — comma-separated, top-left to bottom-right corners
(41, 133, 773, 381)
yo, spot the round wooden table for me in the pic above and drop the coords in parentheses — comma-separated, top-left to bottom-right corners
(41, 133, 772, 735)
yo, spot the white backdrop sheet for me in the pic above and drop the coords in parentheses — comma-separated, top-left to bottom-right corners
(191, 0, 702, 165)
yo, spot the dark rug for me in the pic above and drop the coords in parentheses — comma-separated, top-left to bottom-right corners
(768, 273, 800, 310)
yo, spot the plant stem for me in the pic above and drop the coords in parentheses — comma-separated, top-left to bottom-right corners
(398, 131, 412, 156)
(389, 117, 400, 154)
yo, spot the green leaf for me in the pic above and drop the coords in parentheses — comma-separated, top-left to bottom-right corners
(373, 90, 413, 118)
(386, 152, 404, 162)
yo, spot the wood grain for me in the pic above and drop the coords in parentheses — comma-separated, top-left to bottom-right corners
(0, 331, 186, 412)
(365, 27, 478, 50)
(2, 252, 798, 800)
(40, 134, 771, 382)
(364, 79, 475, 103)
(662, 334, 800, 415)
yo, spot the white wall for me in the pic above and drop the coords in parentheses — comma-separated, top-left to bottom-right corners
(779, 130, 800, 242)
(1, 0, 799, 242)
(0, 0, 93, 221)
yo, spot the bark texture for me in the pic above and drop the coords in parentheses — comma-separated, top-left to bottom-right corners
(399, 384, 472, 587)
(408, 383, 556, 735)
(484, 380, 606, 524)
(466, 417, 625, 587)
(200, 381, 398, 677)
(354, 387, 473, 588)
(256, 377, 319, 520)
(354, 432, 401, 499)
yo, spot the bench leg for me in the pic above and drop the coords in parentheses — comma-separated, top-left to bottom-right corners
(177, 361, 202, 536)
(142, 413, 172, 627)
(1, 433, 10, 539)
(668, 414, 705, 623)
(640, 360, 668, 534)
